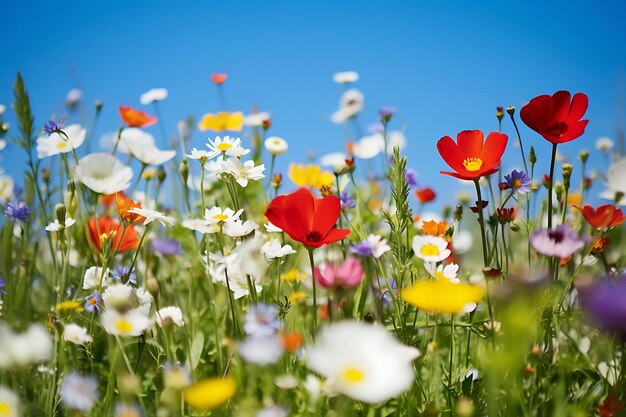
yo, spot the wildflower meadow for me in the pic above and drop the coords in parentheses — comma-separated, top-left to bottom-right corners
(1, 7, 626, 415)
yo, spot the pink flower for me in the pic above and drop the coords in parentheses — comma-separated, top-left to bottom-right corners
(313, 257, 365, 289)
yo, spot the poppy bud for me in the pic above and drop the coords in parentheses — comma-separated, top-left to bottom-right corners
(496, 106, 504, 121)
(262, 118, 272, 130)
(470, 200, 488, 213)
(579, 149, 589, 164)
(498, 182, 510, 191)
(363, 312, 374, 323)
(55, 203, 67, 225)
(529, 146, 537, 166)
(65, 180, 78, 218)
(616, 191, 625, 205)
(178, 159, 189, 184)
(562, 163, 573, 191)
(530, 346, 542, 355)
(345, 157, 355, 173)
(554, 182, 564, 202)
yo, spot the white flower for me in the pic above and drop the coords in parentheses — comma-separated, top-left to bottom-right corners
(238, 335, 284, 365)
(66, 88, 83, 107)
(208, 237, 266, 299)
(102, 284, 134, 309)
(128, 207, 174, 226)
(223, 158, 265, 187)
(223, 219, 258, 238)
(59, 372, 98, 412)
(36, 124, 86, 158)
(244, 112, 270, 127)
(140, 88, 168, 104)
(274, 374, 299, 389)
(264, 136, 288, 156)
(82, 266, 109, 290)
(63, 324, 93, 345)
(600, 158, 626, 205)
(0, 104, 5, 115)
(156, 306, 185, 327)
(45, 217, 76, 232)
(262, 240, 296, 259)
(319, 152, 348, 174)
(386, 131, 407, 154)
(425, 262, 460, 284)
(359, 234, 391, 258)
(74, 153, 133, 194)
(306, 321, 420, 403)
(0, 173, 13, 204)
(136, 287, 154, 316)
(0, 323, 53, 368)
(332, 71, 359, 84)
(0, 140, 6, 151)
(265, 222, 283, 233)
(186, 147, 211, 160)
(352, 134, 384, 159)
(595, 136, 614, 153)
(131, 144, 176, 166)
(0, 386, 21, 417)
(412, 235, 451, 263)
(121, 129, 175, 165)
(331, 89, 364, 123)
(101, 308, 152, 336)
(453, 230, 473, 254)
(206, 136, 250, 159)
(182, 218, 219, 234)
(205, 206, 244, 226)
(115, 128, 154, 154)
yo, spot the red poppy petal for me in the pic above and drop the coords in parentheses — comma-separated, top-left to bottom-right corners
(561, 119, 588, 143)
(322, 228, 351, 245)
(282, 190, 315, 239)
(437, 136, 467, 174)
(568, 93, 588, 122)
(457, 130, 484, 158)
(265, 195, 288, 229)
(313, 195, 341, 236)
(440, 171, 477, 181)
(520, 94, 552, 132)
(480, 132, 508, 167)
(551, 90, 572, 122)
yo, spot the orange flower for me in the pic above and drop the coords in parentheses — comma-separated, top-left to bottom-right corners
(88, 217, 139, 253)
(198, 112, 244, 132)
(101, 191, 125, 208)
(592, 237, 611, 254)
(211, 73, 228, 85)
(116, 197, 145, 224)
(280, 332, 303, 353)
(576, 204, 626, 231)
(421, 219, 448, 237)
(118, 105, 157, 128)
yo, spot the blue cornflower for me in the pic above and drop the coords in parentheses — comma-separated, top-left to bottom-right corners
(0, 277, 6, 295)
(243, 303, 282, 337)
(150, 238, 182, 256)
(504, 170, 532, 194)
(5, 201, 30, 222)
(405, 168, 418, 188)
(110, 265, 136, 285)
(374, 277, 397, 309)
(44, 119, 65, 135)
(84, 291, 102, 314)
(340, 191, 356, 210)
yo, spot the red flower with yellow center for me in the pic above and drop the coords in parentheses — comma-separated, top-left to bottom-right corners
(88, 217, 139, 253)
(520, 90, 588, 144)
(436, 130, 508, 180)
(264, 188, 350, 249)
(576, 204, 625, 231)
(118, 105, 157, 128)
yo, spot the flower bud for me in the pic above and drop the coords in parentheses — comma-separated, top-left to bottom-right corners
(95, 99, 103, 114)
(506, 106, 515, 116)
(496, 106, 504, 121)
(146, 277, 159, 300)
(562, 163, 573, 191)
(178, 159, 189, 184)
(55, 203, 67, 225)
(272, 173, 282, 189)
(157, 166, 167, 185)
(453, 204, 463, 222)
(262, 118, 272, 130)
(41, 169, 51, 182)
(65, 180, 78, 218)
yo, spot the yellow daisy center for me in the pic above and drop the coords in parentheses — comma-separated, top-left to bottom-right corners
(420, 244, 440, 257)
(56, 142, 69, 149)
(213, 214, 229, 221)
(115, 319, 134, 333)
(0, 403, 11, 413)
(463, 157, 483, 171)
(511, 178, 522, 189)
(217, 143, 232, 151)
(343, 368, 364, 383)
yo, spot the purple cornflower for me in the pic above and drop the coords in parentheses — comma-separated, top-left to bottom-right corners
(150, 238, 182, 256)
(374, 277, 397, 309)
(243, 303, 282, 337)
(351, 241, 373, 257)
(5, 201, 30, 222)
(340, 191, 355, 210)
(84, 291, 102, 314)
(44, 119, 64, 135)
(504, 170, 532, 194)
(0, 277, 6, 295)
(110, 265, 136, 285)
(581, 274, 626, 336)
(379, 106, 396, 123)
(530, 224, 587, 258)
(405, 168, 418, 188)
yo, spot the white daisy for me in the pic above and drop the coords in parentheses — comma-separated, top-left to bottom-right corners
(59, 372, 98, 412)
(331, 89, 364, 123)
(63, 324, 93, 345)
(186, 147, 212, 160)
(102, 284, 134, 309)
(74, 153, 133, 194)
(264, 136, 288, 156)
(425, 262, 460, 284)
(412, 235, 451, 263)
(265, 222, 283, 233)
(205, 206, 244, 226)
(0, 386, 20, 417)
(182, 218, 219, 234)
(139, 88, 168, 105)
(206, 136, 250, 159)
(352, 134, 384, 159)
(45, 217, 76, 232)
(238, 335, 284, 365)
(128, 207, 175, 226)
(100, 308, 152, 336)
(82, 266, 109, 290)
(36, 124, 86, 159)
(223, 219, 258, 238)
(155, 306, 185, 327)
(262, 240, 296, 259)
(332, 71, 359, 84)
(243, 112, 271, 127)
(223, 158, 265, 187)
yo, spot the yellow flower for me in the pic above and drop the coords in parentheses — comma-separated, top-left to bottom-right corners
(184, 377, 236, 410)
(198, 112, 244, 132)
(55, 300, 84, 314)
(280, 268, 306, 282)
(567, 191, 582, 207)
(401, 279, 484, 314)
(288, 291, 307, 303)
(288, 164, 334, 189)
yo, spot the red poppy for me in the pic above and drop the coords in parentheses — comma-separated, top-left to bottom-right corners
(211, 73, 228, 85)
(520, 90, 588, 144)
(88, 217, 139, 253)
(415, 187, 436, 203)
(576, 204, 625, 230)
(118, 105, 157, 128)
(264, 188, 350, 249)
(437, 130, 508, 180)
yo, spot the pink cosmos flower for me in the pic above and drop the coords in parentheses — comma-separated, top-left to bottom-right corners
(313, 256, 365, 289)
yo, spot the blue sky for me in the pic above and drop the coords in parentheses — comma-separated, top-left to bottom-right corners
(1, 0, 625, 209)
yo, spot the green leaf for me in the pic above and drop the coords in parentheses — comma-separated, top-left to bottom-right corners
(190, 331, 205, 370)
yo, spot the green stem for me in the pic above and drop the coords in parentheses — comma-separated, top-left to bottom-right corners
(509, 113, 529, 173)
(307, 249, 318, 338)
(547, 143, 558, 229)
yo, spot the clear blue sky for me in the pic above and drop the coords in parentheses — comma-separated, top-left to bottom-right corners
(1, 0, 625, 209)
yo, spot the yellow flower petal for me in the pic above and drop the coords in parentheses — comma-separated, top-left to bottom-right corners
(288, 163, 334, 189)
(198, 112, 244, 132)
(184, 377, 236, 410)
(401, 279, 484, 314)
